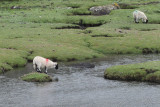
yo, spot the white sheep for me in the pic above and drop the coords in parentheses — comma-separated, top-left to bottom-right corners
(133, 10, 148, 23)
(33, 56, 58, 74)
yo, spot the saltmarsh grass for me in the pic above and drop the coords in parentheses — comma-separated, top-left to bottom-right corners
(0, 0, 160, 74)
(21, 72, 52, 82)
(105, 61, 160, 83)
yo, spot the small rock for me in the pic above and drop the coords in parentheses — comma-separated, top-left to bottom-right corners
(119, 30, 123, 33)
(89, 4, 120, 15)
(11, 6, 21, 9)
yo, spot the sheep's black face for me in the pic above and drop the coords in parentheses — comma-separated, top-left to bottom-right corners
(146, 19, 148, 23)
(55, 64, 58, 69)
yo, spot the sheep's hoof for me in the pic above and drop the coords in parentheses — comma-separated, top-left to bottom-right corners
(37, 71, 42, 73)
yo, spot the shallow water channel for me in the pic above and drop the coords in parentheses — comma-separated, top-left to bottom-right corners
(1, 55, 160, 107)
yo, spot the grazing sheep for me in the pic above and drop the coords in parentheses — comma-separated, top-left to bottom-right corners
(133, 10, 148, 23)
(33, 56, 58, 74)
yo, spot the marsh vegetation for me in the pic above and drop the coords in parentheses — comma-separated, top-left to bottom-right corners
(105, 61, 160, 83)
(0, 0, 160, 74)
(21, 72, 53, 82)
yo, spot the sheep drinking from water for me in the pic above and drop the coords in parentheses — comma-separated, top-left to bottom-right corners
(133, 10, 148, 23)
(33, 56, 58, 74)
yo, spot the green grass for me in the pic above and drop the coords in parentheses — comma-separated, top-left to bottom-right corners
(104, 61, 160, 83)
(0, 0, 160, 73)
(21, 72, 52, 82)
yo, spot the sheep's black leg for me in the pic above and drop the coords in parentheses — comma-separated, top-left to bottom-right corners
(37, 68, 42, 73)
(135, 21, 139, 23)
(134, 18, 136, 23)
(45, 66, 48, 74)
(37, 68, 41, 72)
(134, 18, 139, 23)
(35, 64, 38, 72)
(35, 64, 41, 73)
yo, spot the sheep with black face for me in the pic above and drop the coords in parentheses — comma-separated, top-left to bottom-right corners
(133, 10, 148, 23)
(33, 56, 58, 74)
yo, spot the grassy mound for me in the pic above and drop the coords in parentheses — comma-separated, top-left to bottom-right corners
(21, 72, 52, 82)
(104, 61, 160, 83)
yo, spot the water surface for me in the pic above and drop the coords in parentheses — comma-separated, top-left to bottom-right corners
(1, 55, 160, 107)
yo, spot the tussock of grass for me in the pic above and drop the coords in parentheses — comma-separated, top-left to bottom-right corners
(21, 72, 52, 82)
(142, 48, 159, 54)
(0, 63, 13, 74)
(0, 49, 28, 74)
(104, 61, 160, 83)
(145, 71, 160, 83)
